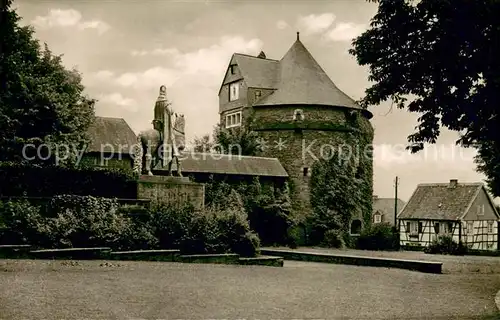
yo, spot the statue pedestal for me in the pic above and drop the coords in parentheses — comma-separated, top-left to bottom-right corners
(137, 175, 205, 210)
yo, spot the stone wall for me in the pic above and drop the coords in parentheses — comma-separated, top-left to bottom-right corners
(252, 105, 374, 223)
(137, 175, 205, 211)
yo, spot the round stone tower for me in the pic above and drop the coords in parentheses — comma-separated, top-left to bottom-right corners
(250, 35, 374, 225)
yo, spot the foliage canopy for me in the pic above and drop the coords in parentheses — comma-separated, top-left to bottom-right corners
(0, 1, 95, 165)
(350, 0, 500, 194)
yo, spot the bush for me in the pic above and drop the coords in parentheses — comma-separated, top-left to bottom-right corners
(424, 235, 467, 255)
(285, 224, 304, 249)
(147, 201, 260, 257)
(356, 223, 399, 251)
(213, 207, 260, 257)
(0, 194, 261, 256)
(0, 162, 137, 198)
(42, 195, 134, 249)
(0, 198, 46, 245)
(322, 229, 345, 248)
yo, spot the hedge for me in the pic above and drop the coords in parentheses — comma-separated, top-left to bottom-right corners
(0, 162, 137, 198)
(0, 195, 260, 257)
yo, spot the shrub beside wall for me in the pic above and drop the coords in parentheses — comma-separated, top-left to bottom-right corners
(356, 223, 400, 251)
(424, 235, 467, 255)
(0, 195, 260, 257)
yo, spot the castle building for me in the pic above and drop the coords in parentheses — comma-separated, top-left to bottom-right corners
(219, 33, 374, 228)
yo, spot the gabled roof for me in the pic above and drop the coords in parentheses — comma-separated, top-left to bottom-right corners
(373, 197, 406, 225)
(398, 182, 487, 220)
(233, 53, 279, 89)
(86, 116, 137, 154)
(156, 152, 288, 178)
(254, 39, 363, 110)
(221, 37, 370, 116)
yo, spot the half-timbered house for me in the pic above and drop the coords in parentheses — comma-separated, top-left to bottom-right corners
(398, 179, 500, 251)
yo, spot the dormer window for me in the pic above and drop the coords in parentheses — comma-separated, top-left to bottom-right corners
(293, 109, 304, 121)
(255, 90, 261, 99)
(229, 82, 239, 101)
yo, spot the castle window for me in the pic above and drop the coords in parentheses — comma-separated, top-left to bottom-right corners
(302, 167, 309, 177)
(229, 82, 239, 101)
(226, 111, 242, 128)
(255, 90, 261, 99)
(374, 214, 381, 224)
(293, 109, 304, 121)
(350, 219, 362, 235)
(229, 65, 236, 75)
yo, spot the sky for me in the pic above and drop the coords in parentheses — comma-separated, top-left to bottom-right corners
(14, 0, 492, 203)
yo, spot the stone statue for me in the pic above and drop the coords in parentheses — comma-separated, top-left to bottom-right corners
(136, 85, 186, 176)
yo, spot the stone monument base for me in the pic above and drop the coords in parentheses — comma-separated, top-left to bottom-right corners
(137, 175, 205, 210)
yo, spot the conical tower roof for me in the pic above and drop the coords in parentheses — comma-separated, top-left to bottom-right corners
(254, 38, 363, 111)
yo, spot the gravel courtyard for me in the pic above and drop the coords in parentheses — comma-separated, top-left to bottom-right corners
(268, 247, 500, 274)
(1, 259, 499, 319)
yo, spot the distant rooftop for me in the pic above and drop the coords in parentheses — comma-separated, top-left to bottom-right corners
(86, 116, 137, 154)
(157, 152, 288, 178)
(398, 180, 491, 220)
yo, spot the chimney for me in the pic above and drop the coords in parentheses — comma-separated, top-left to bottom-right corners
(449, 179, 458, 188)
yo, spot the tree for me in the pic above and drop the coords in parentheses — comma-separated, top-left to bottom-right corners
(350, 0, 500, 195)
(192, 134, 213, 153)
(0, 1, 95, 166)
(192, 113, 262, 156)
(212, 114, 262, 156)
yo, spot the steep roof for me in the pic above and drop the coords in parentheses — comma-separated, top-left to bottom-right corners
(233, 53, 279, 89)
(398, 182, 484, 220)
(254, 39, 363, 110)
(157, 152, 288, 177)
(373, 197, 406, 225)
(86, 116, 137, 154)
(225, 38, 368, 115)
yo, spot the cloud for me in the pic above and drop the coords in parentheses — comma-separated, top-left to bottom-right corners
(324, 22, 366, 42)
(173, 36, 262, 76)
(297, 13, 336, 35)
(124, 35, 263, 83)
(98, 93, 137, 111)
(31, 9, 110, 34)
(93, 70, 114, 81)
(131, 48, 181, 57)
(116, 67, 181, 89)
(87, 35, 263, 140)
(276, 20, 289, 30)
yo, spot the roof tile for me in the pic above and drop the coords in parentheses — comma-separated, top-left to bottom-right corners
(86, 116, 137, 154)
(398, 183, 483, 220)
(157, 152, 288, 177)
